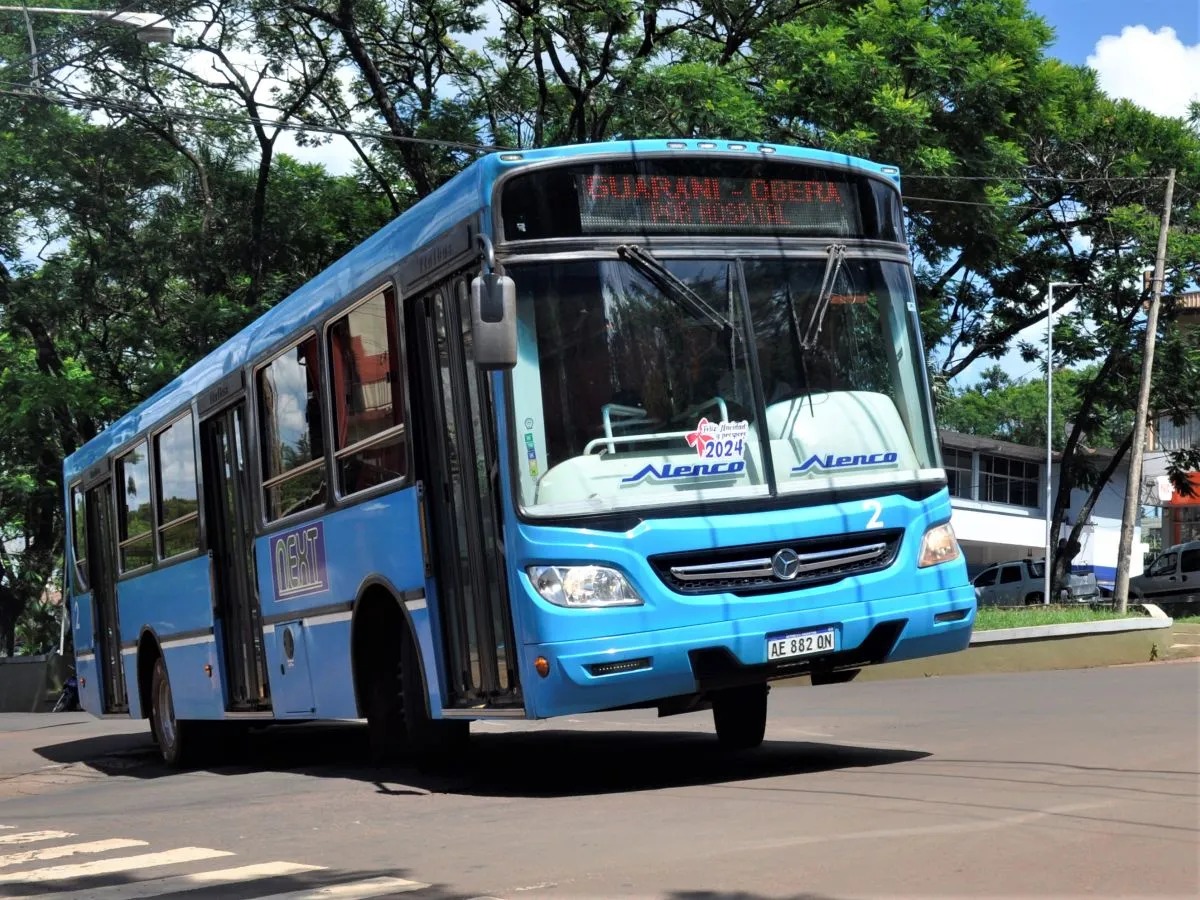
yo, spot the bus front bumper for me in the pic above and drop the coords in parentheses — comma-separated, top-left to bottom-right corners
(522, 584, 976, 719)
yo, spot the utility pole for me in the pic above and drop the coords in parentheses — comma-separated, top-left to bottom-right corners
(1044, 282, 1079, 605)
(1114, 169, 1176, 614)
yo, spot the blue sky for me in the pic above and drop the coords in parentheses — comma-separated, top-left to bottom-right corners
(947, 1, 1200, 386)
(1031, 0, 1197, 65)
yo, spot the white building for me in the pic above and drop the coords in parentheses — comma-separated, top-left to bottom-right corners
(941, 430, 1143, 589)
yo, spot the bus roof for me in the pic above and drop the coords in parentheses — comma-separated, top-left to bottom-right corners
(63, 138, 900, 480)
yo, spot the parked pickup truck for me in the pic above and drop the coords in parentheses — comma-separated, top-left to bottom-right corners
(972, 558, 1101, 606)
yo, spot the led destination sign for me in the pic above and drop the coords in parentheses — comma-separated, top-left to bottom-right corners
(576, 173, 862, 236)
(499, 158, 899, 241)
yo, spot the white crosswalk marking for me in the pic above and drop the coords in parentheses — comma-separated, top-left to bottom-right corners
(0, 838, 147, 868)
(15, 861, 327, 900)
(0, 846, 234, 884)
(0, 824, 445, 900)
(0, 831, 75, 846)
(250, 876, 430, 899)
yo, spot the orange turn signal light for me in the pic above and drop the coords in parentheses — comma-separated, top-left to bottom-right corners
(534, 656, 550, 678)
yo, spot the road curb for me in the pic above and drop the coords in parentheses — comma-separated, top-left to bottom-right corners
(787, 614, 1176, 685)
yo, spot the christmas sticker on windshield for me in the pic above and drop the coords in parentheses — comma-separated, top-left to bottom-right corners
(685, 417, 749, 461)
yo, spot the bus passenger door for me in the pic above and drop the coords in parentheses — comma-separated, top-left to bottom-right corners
(408, 278, 521, 709)
(200, 400, 271, 711)
(85, 481, 128, 713)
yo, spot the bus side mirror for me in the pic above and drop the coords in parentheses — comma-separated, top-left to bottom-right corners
(471, 272, 517, 370)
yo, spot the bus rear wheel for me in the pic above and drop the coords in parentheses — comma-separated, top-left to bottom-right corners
(149, 657, 204, 768)
(712, 682, 768, 750)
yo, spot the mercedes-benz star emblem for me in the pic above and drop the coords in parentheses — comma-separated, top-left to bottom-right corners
(771, 548, 801, 581)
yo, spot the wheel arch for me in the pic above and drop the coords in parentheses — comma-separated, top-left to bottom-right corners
(135, 626, 164, 721)
(349, 577, 432, 719)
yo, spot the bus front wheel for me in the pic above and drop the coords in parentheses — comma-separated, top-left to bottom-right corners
(711, 683, 768, 750)
(365, 647, 406, 764)
(401, 629, 468, 763)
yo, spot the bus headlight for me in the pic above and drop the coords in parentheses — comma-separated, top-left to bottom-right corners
(918, 523, 961, 568)
(527, 565, 644, 608)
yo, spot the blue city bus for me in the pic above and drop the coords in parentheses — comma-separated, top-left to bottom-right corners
(62, 139, 975, 767)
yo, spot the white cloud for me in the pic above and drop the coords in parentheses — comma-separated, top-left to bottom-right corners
(1087, 25, 1200, 118)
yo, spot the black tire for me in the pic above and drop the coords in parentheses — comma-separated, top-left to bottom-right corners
(149, 657, 205, 768)
(1024, 592, 1044, 606)
(401, 628, 468, 764)
(365, 645, 406, 765)
(712, 683, 768, 750)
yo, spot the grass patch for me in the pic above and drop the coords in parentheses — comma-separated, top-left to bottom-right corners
(1174, 614, 1200, 624)
(974, 605, 1144, 631)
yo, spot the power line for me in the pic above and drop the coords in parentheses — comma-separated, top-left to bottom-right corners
(0, 80, 507, 154)
(904, 173, 1170, 184)
(902, 194, 1083, 215)
(0, 1, 177, 80)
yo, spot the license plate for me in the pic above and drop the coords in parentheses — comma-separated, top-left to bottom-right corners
(767, 628, 837, 661)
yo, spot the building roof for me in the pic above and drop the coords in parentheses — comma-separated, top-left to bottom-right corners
(939, 429, 1123, 466)
(939, 429, 1057, 463)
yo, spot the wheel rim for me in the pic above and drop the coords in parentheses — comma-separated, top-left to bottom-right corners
(155, 675, 177, 753)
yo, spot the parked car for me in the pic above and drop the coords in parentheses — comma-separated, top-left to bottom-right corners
(972, 558, 1101, 606)
(1129, 541, 1200, 601)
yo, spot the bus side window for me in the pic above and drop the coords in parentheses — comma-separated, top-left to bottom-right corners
(116, 442, 155, 571)
(154, 412, 200, 559)
(258, 334, 329, 521)
(326, 287, 408, 496)
(71, 485, 89, 591)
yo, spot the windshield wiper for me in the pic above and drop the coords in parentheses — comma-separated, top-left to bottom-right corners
(799, 243, 847, 350)
(617, 244, 734, 333)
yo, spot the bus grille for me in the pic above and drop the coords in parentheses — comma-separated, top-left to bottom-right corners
(649, 529, 903, 596)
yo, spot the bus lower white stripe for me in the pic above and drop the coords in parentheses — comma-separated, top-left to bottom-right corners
(0, 838, 146, 868)
(404, 599, 426, 612)
(19, 861, 325, 900)
(74, 652, 95, 662)
(159, 635, 214, 650)
(121, 647, 137, 657)
(0, 846, 234, 883)
(251, 875, 429, 899)
(304, 611, 353, 628)
(0, 831, 74, 846)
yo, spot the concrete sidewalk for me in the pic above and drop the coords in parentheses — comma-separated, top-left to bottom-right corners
(1168, 621, 1200, 660)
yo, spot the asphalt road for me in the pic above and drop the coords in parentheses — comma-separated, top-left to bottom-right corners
(1, 662, 1197, 899)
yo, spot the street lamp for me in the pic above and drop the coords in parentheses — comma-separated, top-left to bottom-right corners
(0, 6, 173, 88)
(1045, 281, 1080, 605)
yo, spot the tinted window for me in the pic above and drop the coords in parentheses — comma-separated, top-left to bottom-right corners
(973, 568, 997, 587)
(116, 442, 154, 571)
(979, 454, 1039, 508)
(258, 335, 328, 520)
(71, 486, 88, 590)
(327, 289, 408, 495)
(1149, 552, 1176, 577)
(1180, 549, 1200, 573)
(944, 449, 972, 499)
(155, 413, 199, 559)
(999, 565, 1022, 584)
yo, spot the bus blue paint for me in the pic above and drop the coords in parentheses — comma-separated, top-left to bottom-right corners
(160, 638, 224, 719)
(118, 557, 213, 642)
(64, 138, 972, 761)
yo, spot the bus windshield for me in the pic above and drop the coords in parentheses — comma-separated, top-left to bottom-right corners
(509, 253, 940, 517)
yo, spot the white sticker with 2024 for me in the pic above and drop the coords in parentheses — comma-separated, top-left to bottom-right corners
(685, 417, 749, 461)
